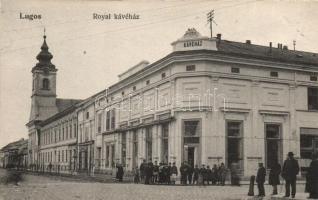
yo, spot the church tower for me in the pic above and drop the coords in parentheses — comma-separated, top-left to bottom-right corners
(29, 33, 58, 122)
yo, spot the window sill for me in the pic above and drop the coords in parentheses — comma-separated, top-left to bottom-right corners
(296, 109, 318, 113)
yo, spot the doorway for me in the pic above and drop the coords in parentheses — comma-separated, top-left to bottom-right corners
(188, 147, 195, 168)
(265, 124, 282, 169)
(183, 146, 197, 168)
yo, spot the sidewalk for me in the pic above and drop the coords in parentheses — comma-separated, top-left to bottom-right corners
(271, 193, 310, 200)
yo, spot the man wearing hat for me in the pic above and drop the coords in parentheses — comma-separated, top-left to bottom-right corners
(256, 162, 266, 197)
(282, 152, 299, 198)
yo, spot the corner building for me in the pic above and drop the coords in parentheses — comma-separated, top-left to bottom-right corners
(27, 29, 318, 177)
(95, 29, 318, 177)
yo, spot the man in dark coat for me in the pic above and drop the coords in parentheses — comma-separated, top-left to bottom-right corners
(269, 160, 281, 195)
(153, 161, 159, 184)
(167, 162, 172, 184)
(163, 164, 170, 184)
(256, 163, 266, 197)
(212, 164, 218, 185)
(306, 153, 318, 199)
(282, 152, 299, 198)
(171, 162, 178, 184)
(187, 163, 194, 185)
(200, 164, 207, 185)
(145, 161, 153, 184)
(139, 159, 147, 183)
(180, 161, 188, 185)
(219, 163, 227, 186)
(116, 163, 124, 182)
(193, 165, 199, 185)
(206, 165, 213, 185)
(158, 162, 164, 184)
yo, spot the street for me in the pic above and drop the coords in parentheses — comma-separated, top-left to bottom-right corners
(0, 169, 308, 200)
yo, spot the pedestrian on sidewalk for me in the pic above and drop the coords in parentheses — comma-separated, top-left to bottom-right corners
(230, 163, 240, 186)
(269, 159, 281, 195)
(167, 162, 172, 184)
(153, 161, 159, 184)
(170, 162, 178, 185)
(144, 161, 153, 184)
(282, 152, 299, 198)
(219, 163, 227, 186)
(116, 163, 124, 182)
(180, 161, 188, 185)
(256, 162, 266, 197)
(206, 165, 212, 185)
(193, 165, 199, 185)
(306, 152, 318, 199)
(187, 163, 194, 185)
(211, 164, 218, 185)
(133, 167, 140, 184)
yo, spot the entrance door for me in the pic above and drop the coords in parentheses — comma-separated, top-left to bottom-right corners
(265, 124, 282, 168)
(188, 147, 195, 168)
(183, 146, 196, 168)
(314, 139, 318, 154)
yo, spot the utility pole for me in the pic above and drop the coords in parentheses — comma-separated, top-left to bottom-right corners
(207, 10, 217, 38)
(293, 40, 296, 51)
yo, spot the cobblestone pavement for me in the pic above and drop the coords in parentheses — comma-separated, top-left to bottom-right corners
(0, 169, 307, 200)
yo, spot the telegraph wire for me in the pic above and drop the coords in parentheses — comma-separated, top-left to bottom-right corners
(4, 0, 217, 43)
(1, 0, 215, 34)
(0, 0, 261, 54)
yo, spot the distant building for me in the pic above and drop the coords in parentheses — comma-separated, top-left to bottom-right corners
(25, 34, 82, 173)
(0, 138, 28, 169)
(26, 28, 318, 177)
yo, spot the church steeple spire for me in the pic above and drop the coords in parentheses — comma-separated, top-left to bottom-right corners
(32, 29, 56, 72)
(29, 29, 58, 122)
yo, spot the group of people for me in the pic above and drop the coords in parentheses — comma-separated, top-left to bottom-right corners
(133, 160, 178, 184)
(256, 151, 318, 199)
(133, 160, 228, 186)
(179, 162, 227, 185)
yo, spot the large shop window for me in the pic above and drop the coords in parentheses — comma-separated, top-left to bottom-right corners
(183, 120, 201, 168)
(85, 127, 89, 142)
(122, 132, 127, 166)
(184, 120, 200, 143)
(161, 123, 169, 164)
(226, 121, 243, 169)
(111, 109, 116, 129)
(266, 124, 282, 169)
(300, 128, 318, 159)
(145, 127, 153, 162)
(111, 144, 115, 168)
(132, 130, 138, 168)
(308, 87, 318, 110)
(97, 113, 102, 133)
(105, 145, 110, 167)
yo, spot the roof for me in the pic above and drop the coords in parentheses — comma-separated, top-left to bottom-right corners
(217, 40, 318, 66)
(108, 44, 318, 93)
(0, 139, 28, 153)
(38, 98, 83, 126)
(56, 98, 83, 112)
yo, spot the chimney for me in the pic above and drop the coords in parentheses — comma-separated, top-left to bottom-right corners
(277, 43, 283, 49)
(269, 42, 272, 53)
(216, 33, 222, 40)
(246, 40, 251, 45)
(283, 45, 288, 50)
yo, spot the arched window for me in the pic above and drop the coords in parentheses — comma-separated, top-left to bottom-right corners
(42, 78, 50, 90)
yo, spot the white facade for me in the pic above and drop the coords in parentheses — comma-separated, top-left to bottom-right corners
(26, 29, 318, 178)
(93, 29, 318, 177)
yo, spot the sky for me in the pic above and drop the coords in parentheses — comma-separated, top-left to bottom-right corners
(0, 0, 318, 149)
